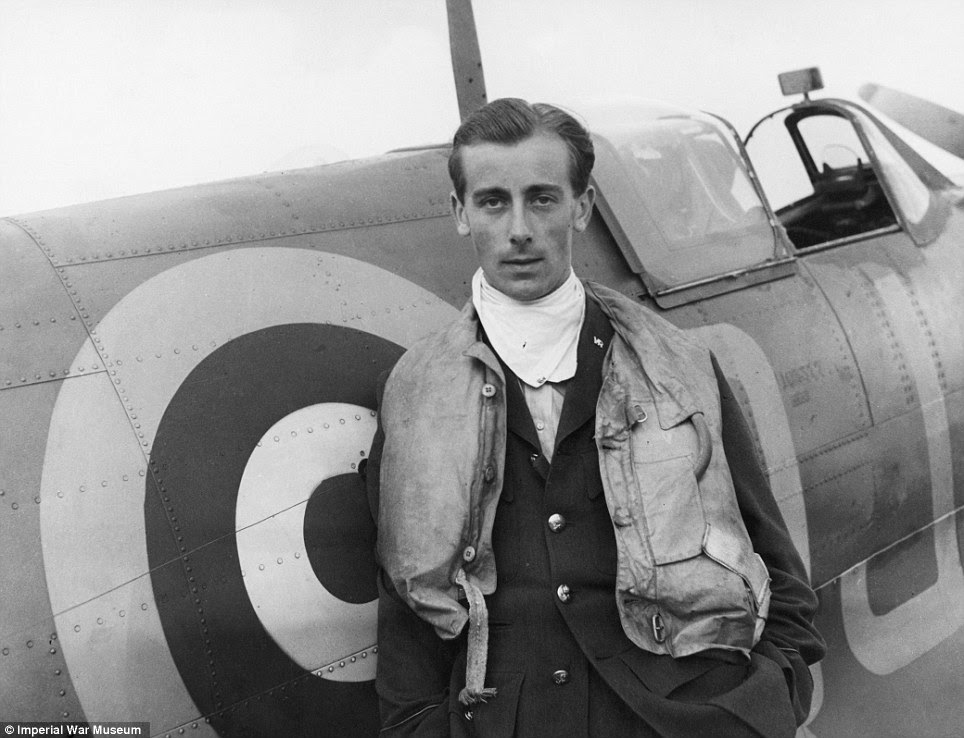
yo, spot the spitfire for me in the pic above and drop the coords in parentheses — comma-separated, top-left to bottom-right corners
(1, 3, 963, 738)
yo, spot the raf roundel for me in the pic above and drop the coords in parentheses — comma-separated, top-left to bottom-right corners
(39, 248, 458, 735)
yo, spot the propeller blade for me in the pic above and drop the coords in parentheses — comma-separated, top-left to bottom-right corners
(859, 83, 964, 159)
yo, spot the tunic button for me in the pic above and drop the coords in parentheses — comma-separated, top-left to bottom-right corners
(483, 465, 495, 482)
(462, 546, 476, 562)
(552, 669, 570, 685)
(547, 513, 566, 532)
(535, 420, 546, 431)
(481, 383, 497, 398)
(556, 584, 571, 603)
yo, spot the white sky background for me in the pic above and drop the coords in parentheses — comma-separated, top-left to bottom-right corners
(1, 0, 962, 216)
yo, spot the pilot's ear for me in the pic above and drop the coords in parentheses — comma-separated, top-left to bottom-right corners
(573, 185, 596, 233)
(451, 192, 471, 236)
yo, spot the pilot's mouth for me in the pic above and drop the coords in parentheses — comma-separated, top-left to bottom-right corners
(504, 257, 541, 266)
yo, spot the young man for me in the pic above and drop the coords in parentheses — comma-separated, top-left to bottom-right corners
(367, 98, 824, 737)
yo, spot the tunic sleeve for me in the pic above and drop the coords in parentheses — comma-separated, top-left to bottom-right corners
(711, 355, 827, 724)
(365, 374, 460, 736)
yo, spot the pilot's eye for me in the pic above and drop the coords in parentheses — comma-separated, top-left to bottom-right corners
(532, 194, 556, 207)
(480, 197, 504, 209)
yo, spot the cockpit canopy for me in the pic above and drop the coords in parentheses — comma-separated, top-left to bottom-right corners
(590, 104, 783, 290)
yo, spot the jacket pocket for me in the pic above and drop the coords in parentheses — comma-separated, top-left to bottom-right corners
(618, 400, 769, 655)
(632, 455, 706, 564)
(650, 523, 770, 656)
(629, 401, 699, 465)
(627, 457, 770, 655)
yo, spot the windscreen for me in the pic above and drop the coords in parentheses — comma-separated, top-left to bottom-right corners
(604, 115, 778, 286)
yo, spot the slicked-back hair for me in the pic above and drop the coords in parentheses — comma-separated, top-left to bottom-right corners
(448, 98, 595, 202)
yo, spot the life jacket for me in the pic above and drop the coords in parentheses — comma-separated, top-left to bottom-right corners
(377, 281, 770, 703)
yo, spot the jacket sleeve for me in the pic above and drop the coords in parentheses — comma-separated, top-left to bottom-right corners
(711, 356, 827, 725)
(364, 376, 459, 737)
(373, 567, 460, 736)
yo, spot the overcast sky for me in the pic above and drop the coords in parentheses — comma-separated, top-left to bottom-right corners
(1, 0, 962, 216)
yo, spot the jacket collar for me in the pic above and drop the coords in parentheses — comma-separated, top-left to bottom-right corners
(584, 281, 699, 430)
(443, 299, 506, 382)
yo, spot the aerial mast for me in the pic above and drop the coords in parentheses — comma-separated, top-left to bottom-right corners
(446, 0, 488, 120)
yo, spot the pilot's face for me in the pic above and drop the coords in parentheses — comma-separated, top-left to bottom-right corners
(452, 132, 595, 302)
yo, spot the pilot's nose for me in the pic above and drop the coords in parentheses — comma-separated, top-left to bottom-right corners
(509, 203, 532, 246)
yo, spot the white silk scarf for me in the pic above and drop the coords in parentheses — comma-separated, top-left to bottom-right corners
(471, 268, 585, 388)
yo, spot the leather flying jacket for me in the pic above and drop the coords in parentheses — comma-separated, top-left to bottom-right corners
(377, 281, 771, 677)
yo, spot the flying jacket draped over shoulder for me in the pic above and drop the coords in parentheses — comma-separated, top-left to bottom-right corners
(377, 281, 771, 660)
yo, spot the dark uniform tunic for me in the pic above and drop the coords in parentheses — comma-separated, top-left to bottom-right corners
(370, 298, 825, 737)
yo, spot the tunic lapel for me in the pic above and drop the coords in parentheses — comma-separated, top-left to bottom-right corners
(553, 297, 615, 452)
